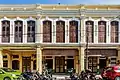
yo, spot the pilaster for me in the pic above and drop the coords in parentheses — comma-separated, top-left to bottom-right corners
(117, 50, 120, 61)
(10, 20, 14, 43)
(65, 20, 69, 43)
(107, 21, 110, 43)
(79, 47, 85, 72)
(80, 16, 85, 44)
(94, 20, 98, 43)
(7, 54, 12, 68)
(106, 21, 109, 43)
(36, 15, 41, 43)
(75, 55, 78, 73)
(24, 20, 27, 43)
(53, 56, 55, 70)
(53, 19, 56, 43)
(0, 49, 3, 68)
(19, 54, 22, 72)
(36, 46, 42, 73)
(0, 21, 2, 43)
(23, 20, 25, 43)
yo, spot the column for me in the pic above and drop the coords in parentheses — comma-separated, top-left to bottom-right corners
(36, 47, 42, 73)
(0, 50, 3, 68)
(8, 54, 12, 68)
(19, 54, 22, 72)
(79, 47, 85, 72)
(36, 15, 41, 43)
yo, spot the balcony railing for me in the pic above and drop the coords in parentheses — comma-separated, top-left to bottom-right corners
(27, 36, 35, 42)
(14, 37, 22, 42)
(2, 36, 10, 43)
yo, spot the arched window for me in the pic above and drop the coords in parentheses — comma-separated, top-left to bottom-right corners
(69, 20, 78, 43)
(110, 21, 119, 43)
(14, 20, 23, 43)
(86, 21, 94, 43)
(56, 20, 65, 43)
(43, 20, 52, 42)
(2, 20, 10, 43)
(98, 21, 106, 43)
(27, 20, 35, 42)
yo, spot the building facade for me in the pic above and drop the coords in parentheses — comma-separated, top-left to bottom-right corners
(0, 4, 120, 73)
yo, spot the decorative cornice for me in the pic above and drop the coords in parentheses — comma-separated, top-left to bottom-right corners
(0, 4, 119, 17)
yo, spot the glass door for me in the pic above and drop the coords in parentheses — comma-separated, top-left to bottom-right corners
(88, 57, 97, 72)
(55, 56, 65, 73)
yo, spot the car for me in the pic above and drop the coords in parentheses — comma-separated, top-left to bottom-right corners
(0, 67, 21, 80)
(101, 65, 120, 80)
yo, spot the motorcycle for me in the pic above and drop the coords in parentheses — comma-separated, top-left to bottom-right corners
(69, 68, 78, 80)
(79, 69, 96, 80)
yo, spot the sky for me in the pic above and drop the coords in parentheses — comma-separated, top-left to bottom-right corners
(0, 0, 120, 4)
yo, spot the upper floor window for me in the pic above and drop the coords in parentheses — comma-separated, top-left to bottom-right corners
(98, 21, 106, 43)
(69, 20, 78, 43)
(86, 21, 94, 43)
(110, 21, 119, 43)
(56, 20, 65, 43)
(14, 20, 23, 43)
(27, 20, 35, 42)
(2, 20, 10, 43)
(43, 20, 52, 42)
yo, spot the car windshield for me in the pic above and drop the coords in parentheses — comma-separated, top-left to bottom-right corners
(1, 68, 15, 72)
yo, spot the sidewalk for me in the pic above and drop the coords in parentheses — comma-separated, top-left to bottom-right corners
(52, 74, 70, 80)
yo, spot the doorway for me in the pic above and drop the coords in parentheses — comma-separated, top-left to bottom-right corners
(99, 58, 106, 72)
(12, 60, 19, 70)
(55, 56, 65, 73)
(88, 57, 98, 72)
(22, 57, 31, 72)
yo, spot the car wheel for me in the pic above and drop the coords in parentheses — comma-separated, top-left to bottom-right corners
(4, 77, 11, 80)
(115, 77, 120, 80)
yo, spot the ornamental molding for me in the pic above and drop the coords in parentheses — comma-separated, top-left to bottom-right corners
(84, 17, 94, 21)
(26, 16, 36, 21)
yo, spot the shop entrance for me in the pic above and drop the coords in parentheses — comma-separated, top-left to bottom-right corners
(55, 56, 65, 73)
(22, 56, 31, 72)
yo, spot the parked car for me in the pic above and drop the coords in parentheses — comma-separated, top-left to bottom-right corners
(101, 65, 120, 80)
(0, 67, 21, 80)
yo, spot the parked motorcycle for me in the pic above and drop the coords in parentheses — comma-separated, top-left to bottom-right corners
(79, 69, 96, 80)
(69, 68, 78, 80)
